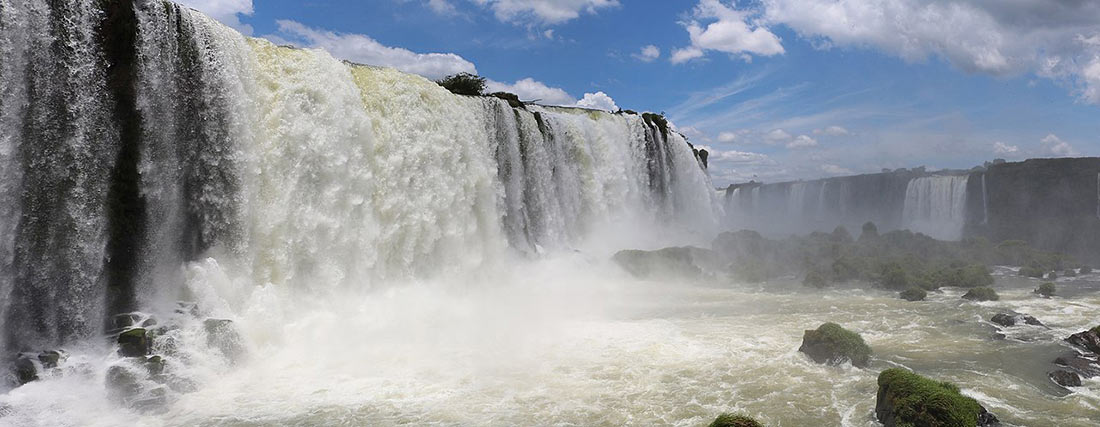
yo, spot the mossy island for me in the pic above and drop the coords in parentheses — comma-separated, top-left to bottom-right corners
(798, 322, 872, 367)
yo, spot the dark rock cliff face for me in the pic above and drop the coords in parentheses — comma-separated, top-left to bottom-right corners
(969, 158, 1100, 262)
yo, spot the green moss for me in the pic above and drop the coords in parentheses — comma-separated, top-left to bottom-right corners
(941, 264, 993, 288)
(709, 413, 763, 427)
(876, 368, 982, 427)
(961, 287, 999, 301)
(799, 322, 872, 367)
(436, 72, 486, 96)
(117, 327, 149, 357)
(900, 287, 927, 301)
(803, 270, 828, 288)
(1035, 282, 1056, 297)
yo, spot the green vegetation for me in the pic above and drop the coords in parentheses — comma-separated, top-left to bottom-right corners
(900, 287, 927, 301)
(859, 221, 879, 241)
(876, 368, 983, 427)
(709, 413, 763, 427)
(962, 287, 999, 301)
(1035, 282, 1056, 297)
(1017, 266, 1045, 278)
(798, 322, 872, 367)
(436, 72, 486, 96)
(803, 270, 828, 288)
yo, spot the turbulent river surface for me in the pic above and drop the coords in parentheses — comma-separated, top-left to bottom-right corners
(2, 261, 1098, 426)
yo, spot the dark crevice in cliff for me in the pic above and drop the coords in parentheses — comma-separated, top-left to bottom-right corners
(99, 0, 147, 323)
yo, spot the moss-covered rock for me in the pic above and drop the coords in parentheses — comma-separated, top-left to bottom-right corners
(1080, 265, 1092, 274)
(1046, 271, 1058, 280)
(1063, 269, 1077, 277)
(798, 322, 872, 367)
(875, 368, 995, 427)
(1034, 282, 1056, 297)
(962, 287, 999, 302)
(709, 413, 763, 427)
(900, 288, 926, 301)
(118, 327, 150, 357)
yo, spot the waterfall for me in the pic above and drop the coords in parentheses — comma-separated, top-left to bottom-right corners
(902, 175, 969, 240)
(981, 174, 989, 225)
(0, 0, 718, 353)
(787, 182, 807, 219)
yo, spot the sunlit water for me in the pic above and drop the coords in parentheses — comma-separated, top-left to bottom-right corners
(2, 261, 1098, 427)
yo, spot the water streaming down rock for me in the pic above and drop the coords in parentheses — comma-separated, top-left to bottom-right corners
(0, 0, 718, 356)
(902, 175, 970, 240)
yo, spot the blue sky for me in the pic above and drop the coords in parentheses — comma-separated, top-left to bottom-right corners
(181, 0, 1100, 186)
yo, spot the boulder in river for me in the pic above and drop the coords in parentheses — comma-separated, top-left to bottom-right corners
(1049, 370, 1082, 387)
(612, 247, 715, 280)
(989, 313, 1043, 327)
(1065, 326, 1100, 354)
(798, 322, 872, 367)
(962, 287, 999, 302)
(875, 368, 998, 427)
(708, 413, 763, 427)
(899, 287, 926, 301)
(117, 327, 150, 357)
(204, 318, 246, 362)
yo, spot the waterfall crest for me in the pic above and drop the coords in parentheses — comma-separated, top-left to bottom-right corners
(0, 0, 718, 352)
(902, 175, 969, 240)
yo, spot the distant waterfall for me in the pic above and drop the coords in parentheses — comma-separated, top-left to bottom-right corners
(0, 0, 719, 352)
(902, 175, 969, 240)
(981, 174, 989, 225)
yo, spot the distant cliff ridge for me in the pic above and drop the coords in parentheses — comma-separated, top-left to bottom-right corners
(721, 157, 1100, 262)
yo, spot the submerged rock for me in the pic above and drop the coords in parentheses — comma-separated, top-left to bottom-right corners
(1049, 370, 1082, 387)
(798, 322, 872, 367)
(9, 350, 67, 386)
(118, 327, 150, 357)
(990, 313, 1043, 327)
(876, 368, 998, 427)
(708, 413, 763, 427)
(1053, 353, 1100, 378)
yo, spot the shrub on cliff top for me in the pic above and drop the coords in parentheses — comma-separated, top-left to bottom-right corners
(436, 73, 485, 96)
(876, 368, 983, 427)
(708, 413, 763, 427)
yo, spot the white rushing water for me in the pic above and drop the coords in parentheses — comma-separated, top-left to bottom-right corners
(902, 175, 970, 241)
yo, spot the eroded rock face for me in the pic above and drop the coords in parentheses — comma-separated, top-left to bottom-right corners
(990, 313, 1043, 327)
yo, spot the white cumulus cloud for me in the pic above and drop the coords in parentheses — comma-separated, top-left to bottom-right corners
(470, 0, 620, 25)
(1039, 134, 1078, 157)
(821, 164, 853, 175)
(271, 20, 478, 81)
(672, 0, 784, 64)
(992, 141, 1019, 155)
(813, 125, 850, 136)
(634, 45, 661, 62)
(786, 135, 818, 149)
(177, 0, 254, 34)
(576, 91, 619, 111)
(762, 0, 1100, 103)
(486, 78, 577, 106)
(764, 129, 792, 143)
